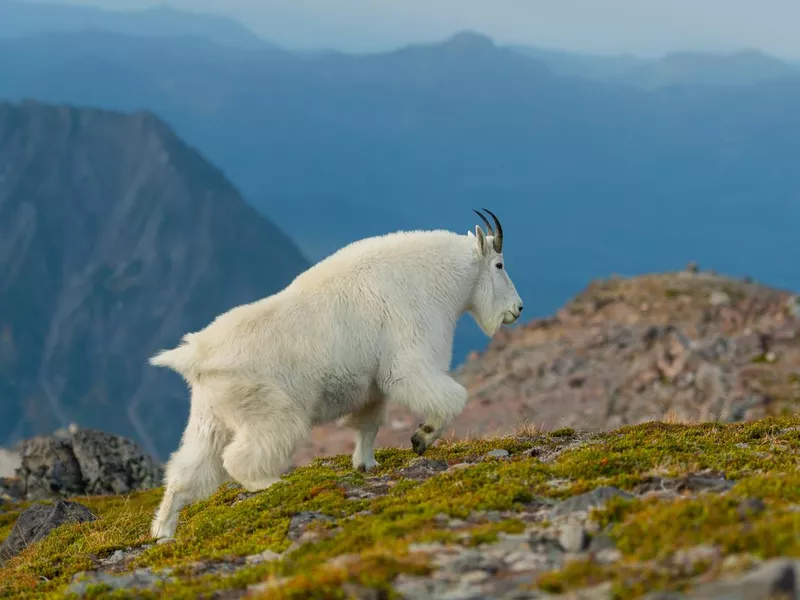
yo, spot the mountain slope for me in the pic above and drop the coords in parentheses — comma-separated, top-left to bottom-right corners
(0, 0, 267, 48)
(0, 100, 310, 460)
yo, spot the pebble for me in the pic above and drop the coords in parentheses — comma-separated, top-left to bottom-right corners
(245, 549, 282, 564)
(558, 523, 589, 553)
(485, 449, 510, 459)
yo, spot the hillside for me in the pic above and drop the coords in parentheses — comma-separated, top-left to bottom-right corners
(1, 416, 799, 598)
(0, 100, 310, 461)
(290, 267, 800, 466)
(3, 28, 800, 365)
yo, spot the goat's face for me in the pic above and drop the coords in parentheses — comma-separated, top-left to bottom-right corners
(467, 209, 523, 337)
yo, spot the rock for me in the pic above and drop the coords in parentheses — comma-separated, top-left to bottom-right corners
(67, 567, 176, 597)
(485, 449, 510, 459)
(17, 436, 85, 499)
(709, 291, 731, 306)
(587, 534, 617, 553)
(15, 427, 163, 500)
(682, 557, 797, 599)
(549, 486, 633, 518)
(68, 427, 164, 495)
(396, 458, 449, 480)
(672, 544, 722, 574)
(287, 511, 336, 541)
(245, 549, 282, 564)
(0, 477, 25, 503)
(0, 500, 97, 565)
(558, 523, 589, 553)
(737, 497, 767, 519)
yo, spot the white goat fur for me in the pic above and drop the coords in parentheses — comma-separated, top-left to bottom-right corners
(149, 225, 523, 539)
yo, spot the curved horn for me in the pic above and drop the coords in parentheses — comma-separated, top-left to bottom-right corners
(481, 208, 503, 252)
(472, 209, 494, 237)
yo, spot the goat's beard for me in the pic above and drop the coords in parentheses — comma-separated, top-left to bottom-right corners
(470, 309, 505, 338)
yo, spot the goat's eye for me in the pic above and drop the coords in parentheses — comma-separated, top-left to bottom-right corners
(495, 262, 503, 270)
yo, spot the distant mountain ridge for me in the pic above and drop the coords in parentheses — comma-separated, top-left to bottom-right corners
(0, 99, 310, 460)
(3, 25, 800, 367)
(0, 0, 269, 48)
(509, 44, 800, 88)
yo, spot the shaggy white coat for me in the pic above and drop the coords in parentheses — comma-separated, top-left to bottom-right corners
(149, 226, 523, 539)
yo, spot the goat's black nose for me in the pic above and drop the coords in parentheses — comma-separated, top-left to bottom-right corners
(518, 304, 524, 313)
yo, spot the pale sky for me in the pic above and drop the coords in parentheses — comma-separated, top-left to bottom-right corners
(53, 0, 800, 59)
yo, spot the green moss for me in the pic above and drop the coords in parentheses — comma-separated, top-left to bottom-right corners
(2, 416, 799, 599)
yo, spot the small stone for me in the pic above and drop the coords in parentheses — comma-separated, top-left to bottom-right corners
(558, 523, 588, 553)
(549, 486, 633, 519)
(485, 449, 510, 459)
(460, 570, 490, 584)
(287, 511, 335, 541)
(709, 291, 730, 306)
(737, 497, 766, 519)
(595, 548, 622, 565)
(672, 544, 721, 573)
(245, 549, 282, 564)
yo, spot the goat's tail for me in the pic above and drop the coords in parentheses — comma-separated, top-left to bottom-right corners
(149, 334, 201, 380)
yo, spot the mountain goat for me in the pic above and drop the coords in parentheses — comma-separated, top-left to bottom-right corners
(148, 209, 523, 539)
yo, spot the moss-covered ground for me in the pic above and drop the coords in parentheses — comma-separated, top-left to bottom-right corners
(1, 415, 799, 599)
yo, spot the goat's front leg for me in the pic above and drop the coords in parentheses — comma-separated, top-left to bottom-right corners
(380, 361, 468, 456)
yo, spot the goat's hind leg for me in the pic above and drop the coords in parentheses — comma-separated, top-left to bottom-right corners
(340, 396, 387, 472)
(221, 390, 311, 492)
(151, 406, 230, 540)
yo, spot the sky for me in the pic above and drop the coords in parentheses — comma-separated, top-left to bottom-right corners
(49, 0, 800, 59)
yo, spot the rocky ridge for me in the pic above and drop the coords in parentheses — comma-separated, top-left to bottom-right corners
(1, 416, 799, 598)
(293, 268, 800, 466)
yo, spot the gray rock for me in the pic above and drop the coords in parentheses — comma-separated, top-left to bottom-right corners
(15, 427, 163, 500)
(68, 426, 164, 495)
(67, 567, 175, 596)
(287, 511, 336, 541)
(485, 449, 510, 459)
(558, 523, 589, 553)
(17, 436, 85, 499)
(245, 549, 282, 564)
(0, 500, 97, 565)
(396, 458, 449, 480)
(588, 534, 617, 553)
(682, 558, 797, 599)
(549, 486, 633, 518)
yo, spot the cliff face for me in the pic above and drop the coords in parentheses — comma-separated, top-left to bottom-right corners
(0, 100, 310, 460)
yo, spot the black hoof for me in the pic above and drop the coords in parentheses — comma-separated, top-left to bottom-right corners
(411, 432, 427, 456)
(356, 464, 367, 473)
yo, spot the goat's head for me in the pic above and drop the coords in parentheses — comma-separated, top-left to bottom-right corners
(466, 208, 524, 337)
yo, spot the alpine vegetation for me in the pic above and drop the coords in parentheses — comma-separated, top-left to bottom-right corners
(148, 209, 523, 539)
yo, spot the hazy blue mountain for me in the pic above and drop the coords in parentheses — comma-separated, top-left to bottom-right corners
(508, 44, 650, 81)
(2, 28, 800, 368)
(0, 99, 310, 460)
(0, 0, 268, 48)
(511, 44, 799, 89)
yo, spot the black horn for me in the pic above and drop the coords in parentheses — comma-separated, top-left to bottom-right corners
(481, 208, 503, 252)
(472, 209, 495, 237)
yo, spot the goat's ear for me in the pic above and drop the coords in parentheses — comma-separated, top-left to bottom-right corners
(466, 229, 475, 238)
(474, 226, 489, 256)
